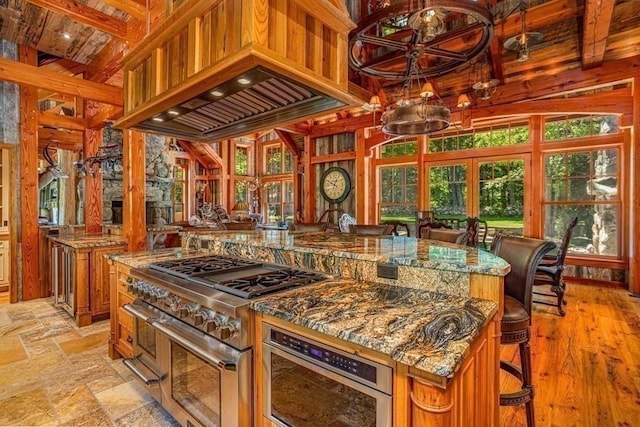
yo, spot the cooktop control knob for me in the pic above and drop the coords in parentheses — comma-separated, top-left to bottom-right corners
(203, 311, 220, 333)
(178, 303, 199, 319)
(220, 319, 240, 340)
(193, 311, 205, 326)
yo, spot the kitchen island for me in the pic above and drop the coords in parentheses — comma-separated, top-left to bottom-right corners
(48, 233, 127, 326)
(110, 232, 509, 426)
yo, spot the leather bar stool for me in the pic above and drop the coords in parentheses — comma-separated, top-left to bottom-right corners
(491, 235, 556, 427)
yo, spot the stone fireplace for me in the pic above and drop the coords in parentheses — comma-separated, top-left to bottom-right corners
(102, 133, 175, 224)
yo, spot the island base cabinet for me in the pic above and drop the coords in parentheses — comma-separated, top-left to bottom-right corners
(51, 242, 126, 327)
(403, 312, 500, 427)
(256, 312, 500, 427)
(108, 262, 135, 359)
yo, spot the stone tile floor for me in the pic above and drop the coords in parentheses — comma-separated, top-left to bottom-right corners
(0, 298, 179, 426)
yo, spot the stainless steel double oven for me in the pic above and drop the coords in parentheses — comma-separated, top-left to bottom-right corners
(124, 299, 252, 427)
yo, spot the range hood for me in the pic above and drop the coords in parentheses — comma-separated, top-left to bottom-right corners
(130, 67, 346, 141)
(115, 0, 358, 141)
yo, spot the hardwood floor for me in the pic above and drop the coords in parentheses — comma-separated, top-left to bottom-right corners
(500, 282, 640, 427)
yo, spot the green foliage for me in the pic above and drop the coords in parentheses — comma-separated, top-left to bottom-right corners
(235, 146, 248, 175)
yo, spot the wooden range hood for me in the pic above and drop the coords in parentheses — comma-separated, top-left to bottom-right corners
(115, 0, 358, 141)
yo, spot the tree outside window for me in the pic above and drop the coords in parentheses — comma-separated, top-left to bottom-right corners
(379, 165, 417, 223)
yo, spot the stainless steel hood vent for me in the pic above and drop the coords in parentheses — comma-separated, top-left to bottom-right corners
(133, 67, 345, 142)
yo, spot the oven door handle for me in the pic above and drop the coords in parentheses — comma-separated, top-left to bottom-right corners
(123, 300, 243, 371)
(151, 319, 240, 371)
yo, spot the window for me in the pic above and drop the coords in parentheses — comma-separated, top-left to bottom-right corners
(544, 115, 619, 141)
(379, 165, 417, 223)
(264, 144, 294, 175)
(264, 181, 294, 224)
(543, 148, 621, 257)
(235, 145, 249, 175)
(234, 180, 248, 203)
(428, 164, 467, 216)
(380, 139, 418, 158)
(172, 160, 187, 222)
(429, 123, 529, 153)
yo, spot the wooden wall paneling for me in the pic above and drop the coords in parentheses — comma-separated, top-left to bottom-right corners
(58, 150, 78, 226)
(286, 1, 305, 66)
(19, 45, 40, 301)
(630, 76, 640, 295)
(123, 130, 146, 251)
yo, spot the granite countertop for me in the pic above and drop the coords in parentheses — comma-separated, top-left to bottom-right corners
(252, 279, 498, 378)
(183, 230, 510, 276)
(48, 232, 127, 249)
(147, 225, 183, 232)
(108, 248, 209, 268)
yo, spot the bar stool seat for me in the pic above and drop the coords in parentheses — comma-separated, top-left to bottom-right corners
(501, 295, 530, 334)
(491, 234, 556, 427)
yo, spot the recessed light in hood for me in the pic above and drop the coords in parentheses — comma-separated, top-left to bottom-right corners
(130, 67, 346, 142)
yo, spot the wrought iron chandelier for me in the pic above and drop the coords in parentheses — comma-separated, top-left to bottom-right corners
(77, 122, 123, 176)
(381, 50, 451, 135)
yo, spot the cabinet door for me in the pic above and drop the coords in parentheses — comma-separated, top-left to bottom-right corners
(0, 241, 8, 285)
(91, 246, 125, 316)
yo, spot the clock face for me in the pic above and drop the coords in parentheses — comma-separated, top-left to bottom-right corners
(320, 167, 351, 203)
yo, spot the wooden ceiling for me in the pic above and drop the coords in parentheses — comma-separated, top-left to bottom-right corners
(350, 0, 640, 104)
(0, 0, 638, 144)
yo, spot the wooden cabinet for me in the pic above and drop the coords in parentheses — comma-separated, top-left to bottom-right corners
(108, 261, 135, 359)
(256, 312, 500, 427)
(0, 149, 9, 234)
(51, 241, 126, 327)
(0, 239, 8, 288)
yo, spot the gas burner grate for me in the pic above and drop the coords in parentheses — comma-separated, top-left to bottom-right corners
(149, 255, 260, 279)
(216, 269, 328, 298)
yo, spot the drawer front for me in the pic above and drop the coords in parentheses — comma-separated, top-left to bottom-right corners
(117, 323, 134, 358)
(117, 305, 134, 331)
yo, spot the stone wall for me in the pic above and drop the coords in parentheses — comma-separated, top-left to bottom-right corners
(102, 132, 174, 223)
(0, 40, 19, 144)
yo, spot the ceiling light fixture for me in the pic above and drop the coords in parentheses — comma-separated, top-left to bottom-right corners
(168, 110, 179, 115)
(456, 94, 471, 109)
(152, 117, 164, 122)
(237, 78, 251, 85)
(210, 90, 224, 96)
(503, 2, 544, 62)
(62, 33, 72, 40)
(381, 50, 450, 135)
(472, 58, 499, 100)
(408, 8, 447, 42)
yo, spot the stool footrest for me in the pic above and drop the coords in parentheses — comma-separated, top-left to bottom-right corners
(500, 359, 523, 380)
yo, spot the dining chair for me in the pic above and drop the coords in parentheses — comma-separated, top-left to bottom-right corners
(491, 235, 556, 427)
(289, 222, 328, 232)
(348, 224, 395, 235)
(533, 216, 578, 316)
(420, 227, 470, 244)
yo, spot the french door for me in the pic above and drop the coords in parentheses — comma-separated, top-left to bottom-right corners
(425, 154, 531, 241)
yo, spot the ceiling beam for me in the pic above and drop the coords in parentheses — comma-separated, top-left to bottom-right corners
(88, 106, 124, 129)
(24, 0, 128, 39)
(39, 112, 87, 131)
(445, 55, 640, 109)
(99, 0, 147, 21)
(466, 88, 633, 122)
(39, 128, 84, 147)
(176, 140, 219, 170)
(274, 129, 301, 158)
(582, 0, 615, 69)
(0, 57, 123, 106)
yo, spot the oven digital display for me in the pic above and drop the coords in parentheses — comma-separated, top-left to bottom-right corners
(271, 329, 377, 383)
(310, 348, 323, 359)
